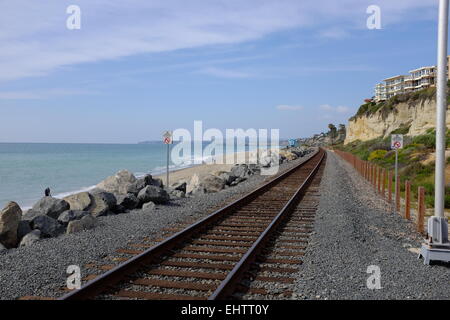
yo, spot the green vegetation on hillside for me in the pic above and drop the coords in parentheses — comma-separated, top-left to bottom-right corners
(335, 129, 450, 209)
(349, 81, 450, 122)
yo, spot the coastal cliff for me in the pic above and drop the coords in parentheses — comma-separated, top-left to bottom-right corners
(345, 89, 450, 144)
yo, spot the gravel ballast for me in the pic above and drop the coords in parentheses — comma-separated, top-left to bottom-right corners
(0, 153, 314, 300)
(294, 151, 450, 300)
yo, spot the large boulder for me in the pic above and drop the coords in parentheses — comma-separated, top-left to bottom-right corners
(170, 190, 186, 198)
(63, 192, 93, 211)
(230, 176, 247, 186)
(21, 209, 42, 221)
(0, 242, 6, 252)
(19, 230, 41, 247)
(66, 214, 97, 234)
(26, 197, 69, 219)
(137, 185, 170, 204)
(186, 174, 200, 194)
(151, 178, 164, 188)
(142, 201, 156, 211)
(279, 150, 298, 161)
(126, 175, 153, 195)
(230, 164, 251, 179)
(17, 220, 32, 241)
(199, 174, 225, 193)
(0, 202, 22, 248)
(57, 210, 89, 225)
(88, 191, 117, 217)
(168, 181, 187, 198)
(219, 172, 235, 186)
(31, 215, 64, 238)
(116, 193, 139, 210)
(96, 170, 137, 195)
(171, 181, 187, 193)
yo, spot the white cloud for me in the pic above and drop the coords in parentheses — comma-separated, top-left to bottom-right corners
(0, 0, 437, 82)
(336, 105, 351, 113)
(319, 104, 351, 114)
(276, 105, 304, 111)
(198, 67, 252, 78)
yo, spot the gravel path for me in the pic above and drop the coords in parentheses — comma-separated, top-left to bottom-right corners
(0, 152, 314, 300)
(294, 151, 450, 300)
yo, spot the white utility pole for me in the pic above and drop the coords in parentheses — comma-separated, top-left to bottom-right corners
(419, 0, 450, 265)
(435, 0, 449, 218)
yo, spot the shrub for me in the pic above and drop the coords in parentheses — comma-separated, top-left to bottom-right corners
(412, 133, 436, 149)
(368, 150, 387, 161)
(391, 125, 411, 135)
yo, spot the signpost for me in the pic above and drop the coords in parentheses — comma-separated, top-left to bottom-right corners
(163, 131, 173, 188)
(391, 134, 403, 211)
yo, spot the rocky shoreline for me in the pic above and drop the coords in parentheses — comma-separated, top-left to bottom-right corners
(0, 147, 313, 252)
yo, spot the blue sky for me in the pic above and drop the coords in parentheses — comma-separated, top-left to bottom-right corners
(0, 0, 443, 143)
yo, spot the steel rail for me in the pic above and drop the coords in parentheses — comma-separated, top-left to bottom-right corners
(60, 148, 323, 300)
(209, 149, 325, 299)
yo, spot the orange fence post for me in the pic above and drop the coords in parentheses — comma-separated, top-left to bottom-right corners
(374, 166, 378, 189)
(377, 166, 381, 193)
(417, 186, 425, 234)
(363, 162, 366, 179)
(405, 180, 411, 220)
(381, 169, 386, 198)
(371, 164, 377, 186)
(388, 171, 392, 202)
(373, 165, 377, 187)
(395, 174, 401, 213)
(367, 162, 370, 181)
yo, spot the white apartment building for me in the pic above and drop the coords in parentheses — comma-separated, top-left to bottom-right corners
(373, 58, 449, 102)
(404, 66, 436, 92)
(374, 75, 406, 102)
(375, 83, 387, 101)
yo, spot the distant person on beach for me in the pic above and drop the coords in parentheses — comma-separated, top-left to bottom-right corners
(45, 187, 51, 197)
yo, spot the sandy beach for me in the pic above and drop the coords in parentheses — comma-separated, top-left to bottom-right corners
(154, 163, 233, 185)
(154, 150, 263, 185)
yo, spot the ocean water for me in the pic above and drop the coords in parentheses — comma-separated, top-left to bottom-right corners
(0, 142, 264, 210)
(0, 142, 198, 210)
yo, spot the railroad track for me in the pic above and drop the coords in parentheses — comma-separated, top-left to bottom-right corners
(59, 148, 326, 300)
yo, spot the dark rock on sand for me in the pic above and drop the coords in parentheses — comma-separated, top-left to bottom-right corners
(137, 186, 170, 204)
(171, 181, 187, 193)
(126, 175, 153, 195)
(19, 230, 41, 247)
(66, 214, 97, 234)
(57, 210, 89, 225)
(26, 197, 70, 220)
(31, 215, 64, 238)
(116, 193, 139, 210)
(142, 202, 156, 211)
(17, 220, 32, 241)
(88, 191, 117, 217)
